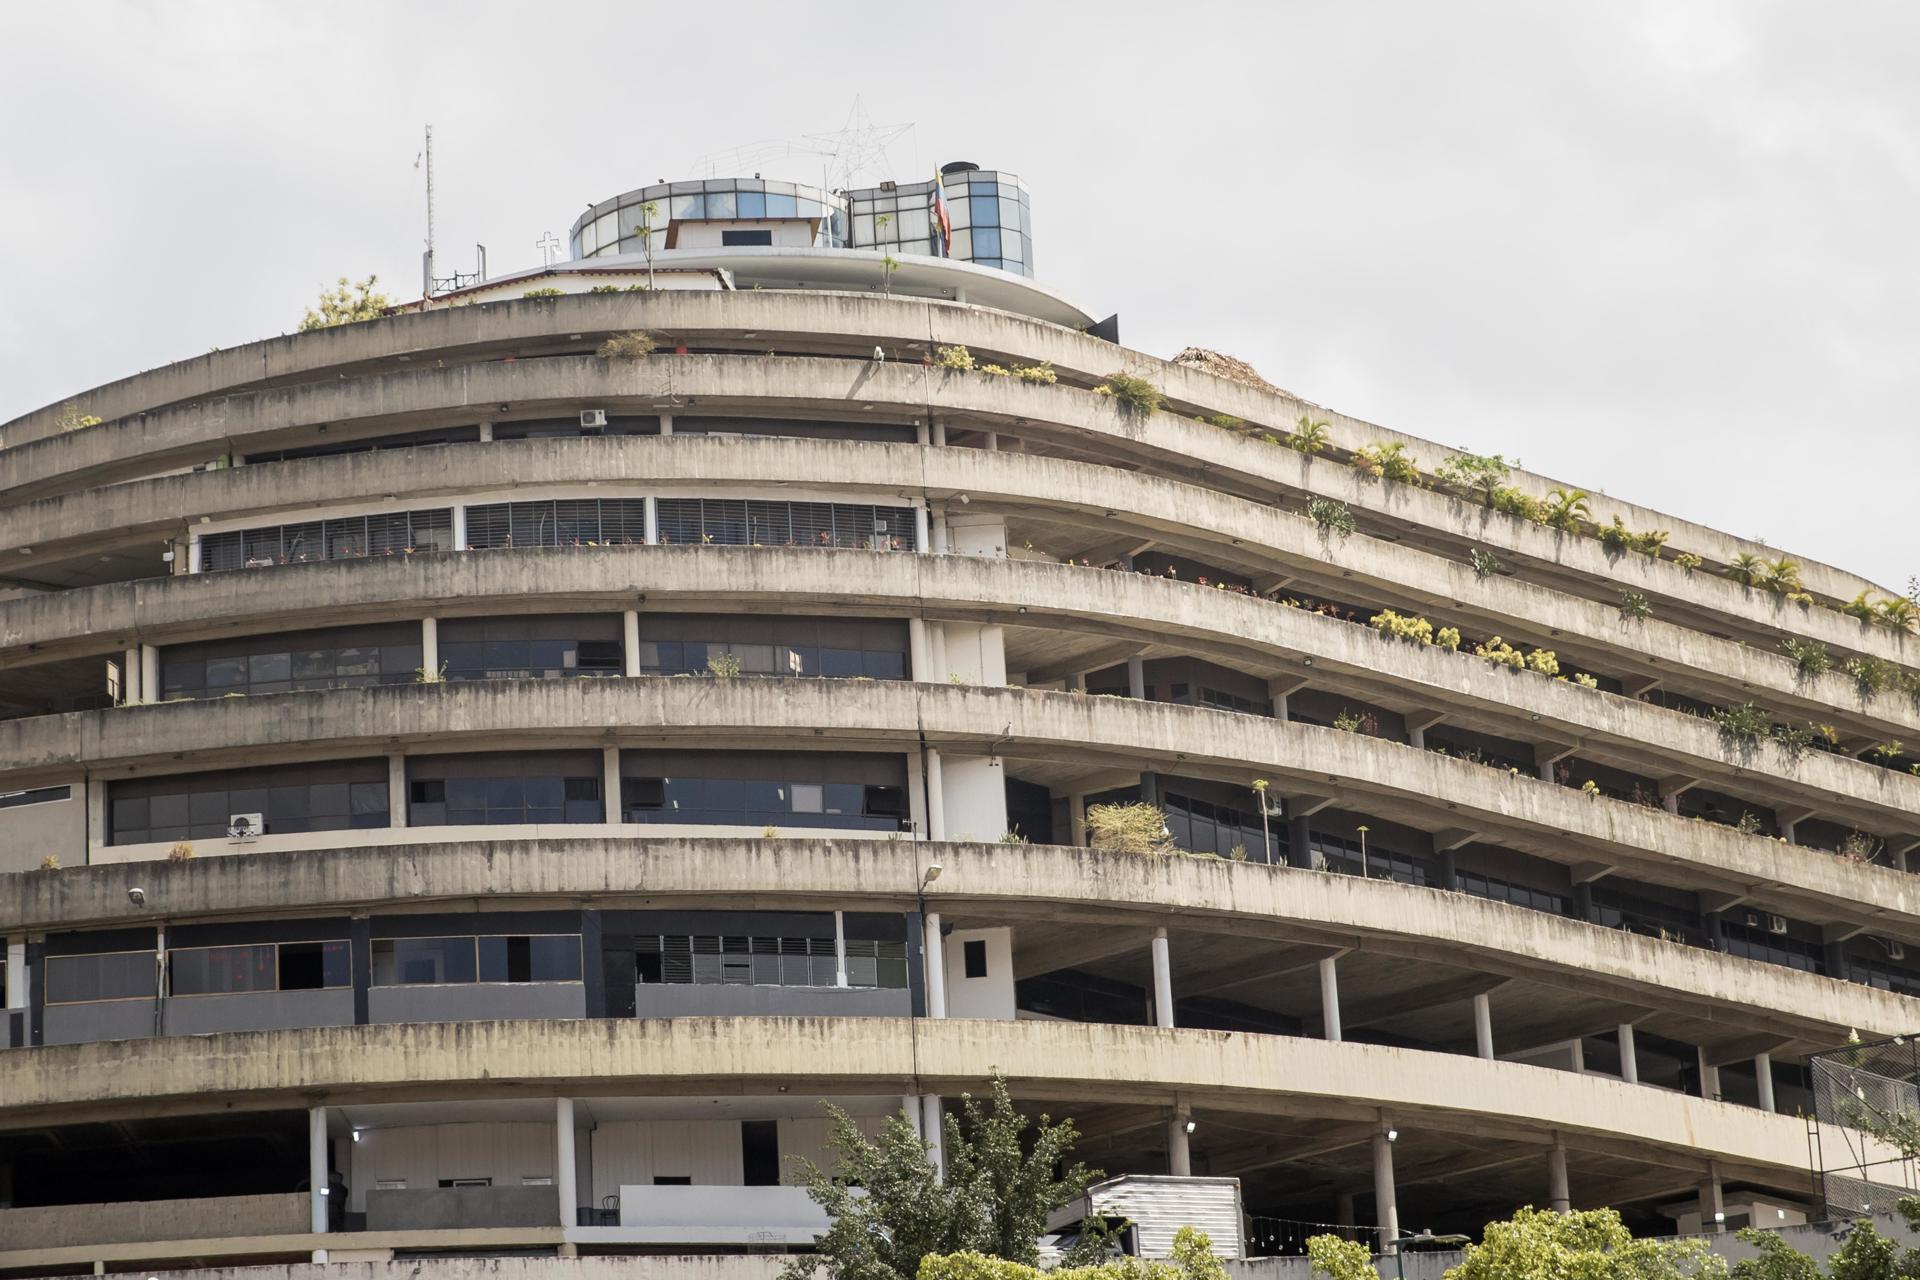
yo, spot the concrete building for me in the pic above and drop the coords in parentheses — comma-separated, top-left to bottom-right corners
(0, 158, 1917, 1275)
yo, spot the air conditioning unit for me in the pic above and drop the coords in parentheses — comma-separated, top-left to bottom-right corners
(1744, 912, 1762, 928)
(1890, 941, 1907, 962)
(227, 812, 264, 840)
(1767, 914, 1789, 936)
(580, 409, 608, 428)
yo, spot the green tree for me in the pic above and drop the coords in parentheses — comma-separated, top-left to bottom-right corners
(1305, 1233, 1376, 1280)
(1433, 452, 1512, 507)
(1443, 1207, 1725, 1280)
(1730, 1228, 1822, 1280)
(298, 275, 391, 331)
(785, 1075, 1102, 1280)
(919, 1226, 1226, 1280)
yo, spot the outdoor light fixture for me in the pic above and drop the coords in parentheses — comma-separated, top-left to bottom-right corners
(1184, 1119, 1196, 1135)
(127, 887, 146, 907)
(922, 863, 943, 888)
(352, 1129, 363, 1143)
(1386, 1128, 1398, 1142)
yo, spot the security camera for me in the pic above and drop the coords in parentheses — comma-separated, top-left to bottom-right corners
(127, 887, 146, 907)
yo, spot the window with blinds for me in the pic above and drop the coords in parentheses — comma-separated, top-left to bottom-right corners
(463, 499, 647, 548)
(655, 499, 915, 551)
(200, 509, 454, 571)
(633, 935, 907, 989)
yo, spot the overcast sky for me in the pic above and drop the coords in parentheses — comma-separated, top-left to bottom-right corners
(2, 2, 1913, 588)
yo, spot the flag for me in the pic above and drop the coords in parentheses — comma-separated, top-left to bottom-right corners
(930, 168, 953, 257)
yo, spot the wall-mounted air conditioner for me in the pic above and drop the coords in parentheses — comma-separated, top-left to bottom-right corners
(1890, 941, 1907, 962)
(1744, 912, 1762, 929)
(1767, 915, 1789, 936)
(580, 409, 607, 428)
(227, 812, 264, 840)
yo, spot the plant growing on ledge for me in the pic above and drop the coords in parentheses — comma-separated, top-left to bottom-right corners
(1618, 591, 1653, 620)
(1490, 485, 1547, 525)
(1874, 739, 1905, 760)
(1572, 672, 1599, 689)
(1473, 636, 1527, 670)
(1470, 548, 1503, 579)
(1770, 721, 1815, 760)
(1542, 488, 1592, 533)
(1096, 371, 1163, 416)
(520, 286, 564, 300)
(597, 331, 657, 359)
(1436, 625, 1462, 651)
(933, 344, 976, 371)
(1369, 608, 1435, 644)
(1434, 451, 1511, 506)
(1781, 635, 1832, 678)
(297, 275, 391, 331)
(38, 855, 59, 871)
(167, 841, 195, 863)
(706, 652, 742, 680)
(1878, 596, 1920, 634)
(53, 401, 102, 432)
(1846, 654, 1896, 697)
(1673, 552, 1702, 572)
(1289, 416, 1331, 455)
(1841, 830, 1883, 863)
(1011, 361, 1056, 384)
(415, 660, 448, 684)
(1711, 700, 1771, 748)
(1308, 497, 1356, 540)
(1332, 708, 1381, 736)
(1086, 802, 1177, 856)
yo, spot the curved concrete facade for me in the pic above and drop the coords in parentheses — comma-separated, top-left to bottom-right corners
(2, 282, 1915, 1268)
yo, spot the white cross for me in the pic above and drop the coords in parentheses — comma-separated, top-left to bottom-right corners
(535, 231, 563, 266)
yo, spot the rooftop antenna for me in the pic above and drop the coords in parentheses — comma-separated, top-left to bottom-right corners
(418, 124, 437, 303)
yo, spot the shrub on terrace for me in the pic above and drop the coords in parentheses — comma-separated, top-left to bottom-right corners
(1369, 609, 1434, 644)
(1086, 802, 1177, 856)
(1097, 372, 1163, 415)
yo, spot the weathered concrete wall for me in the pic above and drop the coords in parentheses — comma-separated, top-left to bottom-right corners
(4, 547, 1913, 810)
(2, 1256, 791, 1280)
(0, 1191, 307, 1249)
(369, 982, 586, 1026)
(0, 1016, 1875, 1186)
(632, 984, 910, 1019)
(0, 839, 1904, 1057)
(2, 679, 1912, 935)
(365, 1184, 558, 1230)
(3, 290, 1885, 604)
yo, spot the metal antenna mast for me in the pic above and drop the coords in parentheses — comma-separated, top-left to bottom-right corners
(421, 124, 436, 301)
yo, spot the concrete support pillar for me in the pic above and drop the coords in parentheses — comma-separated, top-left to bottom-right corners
(1547, 1136, 1571, 1213)
(983, 431, 999, 451)
(1619, 1024, 1639, 1084)
(1274, 693, 1290, 721)
(1372, 1128, 1399, 1255)
(140, 645, 158, 705)
(1663, 791, 1681, 815)
(915, 421, 930, 446)
(87, 778, 106, 855)
(981, 624, 1005, 680)
(420, 616, 439, 679)
(1068, 794, 1087, 847)
(908, 618, 931, 683)
(925, 748, 947, 842)
(122, 647, 140, 705)
(387, 755, 407, 828)
(602, 747, 621, 825)
(1407, 724, 1424, 749)
(1151, 928, 1175, 1029)
(1319, 956, 1342, 1042)
(1127, 655, 1146, 701)
(1537, 758, 1556, 782)
(922, 1094, 945, 1177)
(1755, 1052, 1777, 1114)
(451, 504, 467, 551)
(923, 911, 947, 1018)
(643, 496, 659, 545)
(834, 911, 849, 988)
(658, 414, 674, 437)
(1779, 820, 1798, 846)
(1699, 1163, 1725, 1232)
(1167, 1109, 1192, 1177)
(623, 610, 642, 677)
(187, 534, 202, 574)
(932, 513, 950, 554)
(308, 1105, 329, 1234)
(555, 1098, 577, 1231)
(929, 621, 948, 682)
(915, 507, 931, 554)
(1472, 992, 1494, 1059)
(932, 419, 948, 447)
(477, 422, 494, 442)
(1696, 1047, 1721, 1101)
(5, 939, 26, 1008)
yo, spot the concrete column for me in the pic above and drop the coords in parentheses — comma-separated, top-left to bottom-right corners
(925, 748, 947, 842)
(451, 504, 467, 551)
(1537, 759, 1556, 782)
(983, 431, 999, 451)
(555, 1098, 577, 1231)
(1127, 656, 1146, 701)
(477, 422, 494, 442)
(1547, 1137, 1571, 1213)
(140, 645, 158, 705)
(309, 1105, 329, 1234)
(420, 616, 439, 678)
(1472, 992, 1494, 1060)
(931, 419, 948, 447)
(980, 625, 1005, 681)
(834, 911, 849, 988)
(1696, 1047, 1721, 1101)
(908, 755, 930, 839)
(1319, 956, 1342, 1042)
(1167, 1110, 1192, 1177)
(915, 507, 931, 553)
(921, 1094, 945, 1177)
(87, 778, 106, 855)
(5, 940, 26, 1008)
(1274, 693, 1290, 721)
(1068, 794, 1087, 847)
(1151, 928, 1175, 1029)
(1569, 1039, 1587, 1073)
(1755, 1052, 1776, 1114)
(932, 514, 950, 554)
(1699, 1163, 1725, 1232)
(1619, 1024, 1639, 1084)
(1372, 1129, 1399, 1254)
(623, 610, 642, 677)
(915, 421, 930, 447)
(602, 747, 621, 825)
(930, 621, 949, 682)
(122, 647, 140, 705)
(908, 618, 931, 683)
(1663, 791, 1680, 815)
(643, 496, 659, 545)
(387, 755, 407, 828)
(187, 534, 202, 573)
(923, 911, 947, 1018)
(1779, 820, 1798, 846)
(658, 413, 674, 437)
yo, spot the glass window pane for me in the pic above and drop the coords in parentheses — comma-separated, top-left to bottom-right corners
(671, 193, 706, 220)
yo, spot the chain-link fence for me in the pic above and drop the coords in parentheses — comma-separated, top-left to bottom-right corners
(1810, 1035, 1920, 1217)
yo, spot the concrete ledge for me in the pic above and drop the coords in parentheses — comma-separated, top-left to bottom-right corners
(0, 1190, 308, 1250)
(5, 431, 1911, 746)
(0, 679, 1914, 936)
(0, 1225, 566, 1271)
(3, 290, 1886, 604)
(0, 840, 1911, 1046)
(4, 547, 1916, 823)
(0, 1016, 1868, 1187)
